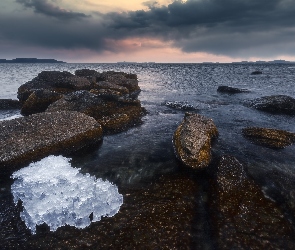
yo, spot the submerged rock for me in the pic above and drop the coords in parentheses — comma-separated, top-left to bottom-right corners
(247, 95, 295, 115)
(46, 90, 146, 134)
(251, 70, 262, 75)
(163, 101, 196, 111)
(0, 99, 21, 109)
(242, 127, 295, 148)
(0, 111, 102, 169)
(21, 89, 63, 115)
(210, 155, 295, 249)
(173, 113, 218, 169)
(217, 85, 249, 94)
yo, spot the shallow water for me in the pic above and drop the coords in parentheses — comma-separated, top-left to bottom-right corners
(1, 63, 295, 248)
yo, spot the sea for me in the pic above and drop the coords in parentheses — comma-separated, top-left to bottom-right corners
(0, 63, 295, 248)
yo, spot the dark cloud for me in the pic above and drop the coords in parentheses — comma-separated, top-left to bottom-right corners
(1, 0, 295, 59)
(16, 0, 90, 20)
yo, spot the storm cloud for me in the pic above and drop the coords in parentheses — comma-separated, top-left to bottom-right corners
(1, 0, 295, 59)
(16, 0, 90, 20)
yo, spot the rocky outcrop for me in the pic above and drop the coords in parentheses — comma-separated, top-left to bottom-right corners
(0, 111, 102, 169)
(21, 89, 63, 115)
(0, 99, 21, 109)
(17, 71, 92, 104)
(46, 90, 146, 134)
(242, 127, 295, 148)
(217, 85, 249, 94)
(173, 113, 218, 169)
(210, 155, 295, 249)
(247, 95, 295, 115)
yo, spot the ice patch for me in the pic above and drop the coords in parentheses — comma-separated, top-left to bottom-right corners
(11, 155, 123, 234)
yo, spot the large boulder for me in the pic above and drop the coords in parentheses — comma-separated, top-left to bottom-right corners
(0, 99, 21, 109)
(21, 89, 63, 115)
(0, 111, 102, 169)
(173, 113, 218, 169)
(247, 95, 295, 115)
(242, 127, 295, 148)
(209, 155, 295, 249)
(46, 90, 145, 134)
(217, 85, 249, 94)
(17, 71, 92, 104)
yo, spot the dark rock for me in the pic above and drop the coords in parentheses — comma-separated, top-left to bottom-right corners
(251, 70, 262, 75)
(164, 101, 196, 111)
(242, 127, 295, 148)
(46, 90, 146, 134)
(21, 89, 63, 115)
(173, 113, 218, 169)
(210, 155, 295, 249)
(217, 85, 249, 94)
(90, 88, 124, 101)
(93, 81, 129, 95)
(0, 111, 102, 169)
(0, 99, 21, 109)
(247, 95, 295, 115)
(17, 71, 92, 104)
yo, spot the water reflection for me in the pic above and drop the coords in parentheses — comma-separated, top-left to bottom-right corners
(11, 155, 123, 234)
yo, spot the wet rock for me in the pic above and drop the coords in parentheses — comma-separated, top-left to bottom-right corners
(0, 99, 21, 109)
(247, 95, 295, 115)
(251, 70, 262, 75)
(173, 113, 218, 169)
(17, 71, 92, 104)
(93, 81, 129, 95)
(21, 89, 63, 115)
(0, 111, 102, 169)
(210, 155, 295, 249)
(164, 101, 196, 111)
(242, 127, 295, 149)
(217, 85, 249, 94)
(46, 90, 146, 134)
(20, 174, 200, 249)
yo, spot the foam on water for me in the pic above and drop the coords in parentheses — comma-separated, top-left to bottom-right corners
(11, 155, 123, 234)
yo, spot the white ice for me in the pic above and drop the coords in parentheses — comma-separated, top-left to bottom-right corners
(11, 155, 123, 234)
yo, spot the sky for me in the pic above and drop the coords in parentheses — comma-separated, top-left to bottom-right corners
(1, 0, 295, 63)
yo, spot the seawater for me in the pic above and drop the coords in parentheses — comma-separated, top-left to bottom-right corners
(1, 63, 295, 246)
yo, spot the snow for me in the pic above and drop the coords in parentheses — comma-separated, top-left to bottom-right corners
(11, 155, 123, 234)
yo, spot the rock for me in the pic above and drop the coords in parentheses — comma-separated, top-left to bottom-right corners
(90, 88, 124, 101)
(251, 70, 262, 75)
(209, 155, 295, 249)
(247, 95, 295, 115)
(0, 111, 102, 169)
(93, 81, 129, 95)
(0, 99, 21, 109)
(242, 127, 295, 148)
(17, 71, 92, 104)
(46, 90, 146, 134)
(173, 113, 218, 169)
(21, 89, 63, 115)
(217, 86, 249, 94)
(164, 101, 196, 111)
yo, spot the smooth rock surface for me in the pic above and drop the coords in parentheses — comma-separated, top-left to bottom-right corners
(173, 113, 218, 169)
(0, 111, 102, 169)
(242, 127, 295, 148)
(210, 155, 295, 249)
(247, 95, 295, 115)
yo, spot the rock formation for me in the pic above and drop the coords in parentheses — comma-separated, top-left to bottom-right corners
(173, 113, 218, 169)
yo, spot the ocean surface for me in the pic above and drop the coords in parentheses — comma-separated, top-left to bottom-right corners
(1, 63, 295, 248)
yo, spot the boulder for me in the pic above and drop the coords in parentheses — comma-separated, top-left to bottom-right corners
(0, 99, 21, 109)
(0, 111, 102, 169)
(46, 90, 146, 134)
(93, 81, 129, 95)
(242, 127, 295, 148)
(173, 113, 218, 169)
(247, 95, 295, 115)
(217, 86, 249, 94)
(209, 155, 295, 249)
(21, 89, 63, 115)
(17, 71, 92, 104)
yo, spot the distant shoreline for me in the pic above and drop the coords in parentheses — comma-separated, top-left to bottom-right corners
(0, 58, 66, 63)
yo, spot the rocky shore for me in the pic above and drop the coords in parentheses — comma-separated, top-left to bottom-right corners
(0, 73, 295, 249)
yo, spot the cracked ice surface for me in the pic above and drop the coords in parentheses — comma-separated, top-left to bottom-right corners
(11, 155, 123, 234)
